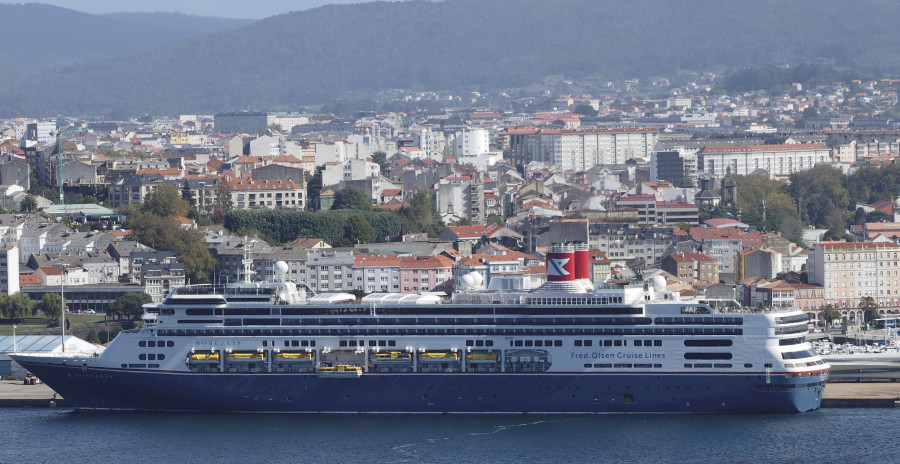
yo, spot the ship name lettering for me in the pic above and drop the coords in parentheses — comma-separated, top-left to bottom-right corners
(195, 340, 242, 347)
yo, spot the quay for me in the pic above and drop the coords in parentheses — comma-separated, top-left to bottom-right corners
(0, 379, 897, 410)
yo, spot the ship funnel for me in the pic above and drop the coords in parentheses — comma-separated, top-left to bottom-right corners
(546, 244, 576, 282)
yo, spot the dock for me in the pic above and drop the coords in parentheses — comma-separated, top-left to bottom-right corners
(0, 379, 898, 409)
(0, 380, 69, 408)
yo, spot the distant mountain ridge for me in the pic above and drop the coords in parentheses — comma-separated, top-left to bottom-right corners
(3, 0, 900, 117)
(0, 4, 251, 69)
(101, 12, 253, 35)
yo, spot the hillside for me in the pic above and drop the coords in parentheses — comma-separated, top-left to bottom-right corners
(101, 12, 253, 35)
(3, 0, 900, 116)
(0, 4, 250, 70)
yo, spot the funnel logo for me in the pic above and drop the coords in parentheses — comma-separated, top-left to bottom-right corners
(548, 257, 572, 276)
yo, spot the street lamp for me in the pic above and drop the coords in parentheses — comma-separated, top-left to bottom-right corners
(59, 264, 66, 353)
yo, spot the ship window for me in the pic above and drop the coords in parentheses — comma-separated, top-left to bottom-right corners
(167, 341, 174, 347)
(604, 340, 612, 346)
(138, 341, 146, 347)
(159, 354, 165, 360)
(369, 340, 377, 347)
(466, 340, 474, 347)
(476, 340, 484, 347)
(574, 340, 582, 347)
(525, 340, 533, 347)
(293, 341, 300, 347)
(744, 363, 753, 368)
(595, 363, 612, 368)
(284, 341, 290, 347)
(535, 340, 543, 347)
(515, 340, 523, 347)
(545, 340, 552, 347)
(148, 354, 156, 360)
(349, 340, 357, 347)
(584, 364, 592, 368)
(121, 364, 127, 368)
(684, 340, 732, 347)
(378, 340, 386, 347)
(138, 354, 146, 360)
(584, 340, 592, 347)
(311, 341, 316, 347)
(263, 341, 268, 347)
(147, 341, 155, 347)
(654, 340, 662, 346)
(634, 340, 642, 347)
(389, 341, 396, 347)
(654, 364, 662, 368)
(487, 340, 494, 347)
(614, 340, 622, 347)
(684, 364, 692, 368)
(684, 353, 732, 360)
(339, 340, 348, 347)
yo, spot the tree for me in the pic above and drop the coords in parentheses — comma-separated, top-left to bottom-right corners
(39, 293, 64, 320)
(108, 293, 153, 320)
(127, 214, 216, 283)
(181, 182, 195, 207)
(142, 182, 190, 218)
(331, 186, 372, 210)
(819, 304, 841, 328)
(486, 214, 504, 226)
(867, 211, 891, 223)
(859, 296, 878, 325)
(216, 182, 233, 214)
(572, 104, 598, 117)
(306, 166, 324, 211)
(19, 194, 38, 213)
(341, 214, 375, 246)
(372, 151, 390, 177)
(0, 294, 36, 321)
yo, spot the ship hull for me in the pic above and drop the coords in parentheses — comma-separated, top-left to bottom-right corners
(16, 359, 826, 414)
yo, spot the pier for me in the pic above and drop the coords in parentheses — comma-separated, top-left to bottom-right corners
(1, 379, 897, 410)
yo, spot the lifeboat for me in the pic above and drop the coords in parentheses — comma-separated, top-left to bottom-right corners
(370, 351, 413, 364)
(187, 352, 220, 364)
(273, 352, 314, 362)
(466, 352, 498, 363)
(418, 351, 459, 362)
(225, 352, 265, 362)
(317, 364, 363, 378)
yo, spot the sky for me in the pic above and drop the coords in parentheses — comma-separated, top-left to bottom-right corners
(0, 1, 373, 19)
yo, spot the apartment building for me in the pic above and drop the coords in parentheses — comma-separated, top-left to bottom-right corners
(807, 241, 900, 314)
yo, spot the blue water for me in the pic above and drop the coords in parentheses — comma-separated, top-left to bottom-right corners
(1, 408, 898, 463)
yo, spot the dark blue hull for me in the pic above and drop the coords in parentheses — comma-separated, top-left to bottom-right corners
(18, 361, 826, 413)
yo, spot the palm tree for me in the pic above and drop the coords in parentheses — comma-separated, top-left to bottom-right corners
(858, 296, 878, 325)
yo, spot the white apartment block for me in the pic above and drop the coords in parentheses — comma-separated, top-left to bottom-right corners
(697, 144, 831, 179)
(321, 158, 380, 188)
(807, 241, 900, 312)
(453, 128, 490, 157)
(228, 179, 306, 209)
(509, 127, 658, 171)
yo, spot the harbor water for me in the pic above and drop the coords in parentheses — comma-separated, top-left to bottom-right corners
(1, 408, 898, 463)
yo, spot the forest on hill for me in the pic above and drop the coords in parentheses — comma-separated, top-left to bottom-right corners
(4, 0, 900, 116)
(0, 4, 249, 71)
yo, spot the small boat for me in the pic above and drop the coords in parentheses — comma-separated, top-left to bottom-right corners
(225, 352, 265, 362)
(187, 352, 220, 364)
(419, 352, 459, 361)
(466, 352, 498, 363)
(273, 352, 314, 362)
(317, 364, 363, 378)
(370, 351, 413, 364)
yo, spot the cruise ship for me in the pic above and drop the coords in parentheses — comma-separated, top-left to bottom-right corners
(12, 245, 830, 413)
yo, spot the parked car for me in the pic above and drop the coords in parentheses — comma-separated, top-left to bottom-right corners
(85, 309, 96, 314)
